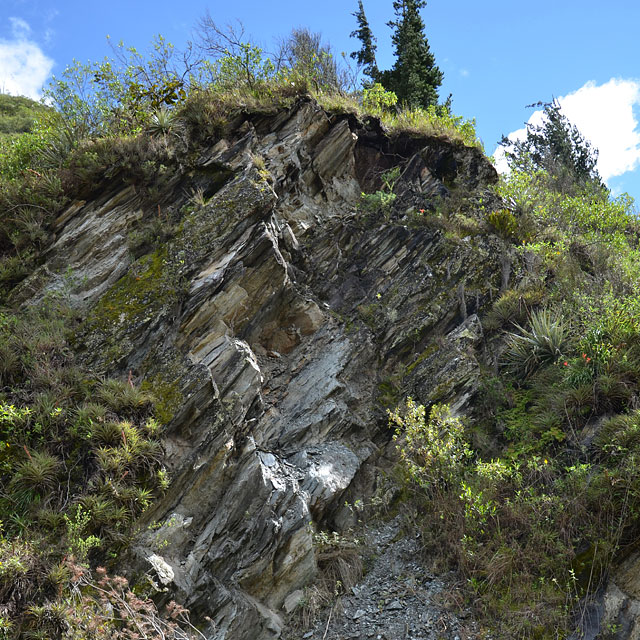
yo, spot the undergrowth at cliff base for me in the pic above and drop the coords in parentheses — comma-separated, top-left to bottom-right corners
(392, 401, 635, 638)
(287, 529, 363, 632)
(0, 554, 203, 638)
(0, 299, 192, 638)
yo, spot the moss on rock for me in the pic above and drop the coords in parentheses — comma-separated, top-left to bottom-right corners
(141, 373, 184, 426)
(80, 247, 180, 369)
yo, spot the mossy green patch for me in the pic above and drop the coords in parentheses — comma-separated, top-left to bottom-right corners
(95, 249, 174, 324)
(429, 379, 455, 403)
(141, 374, 183, 425)
(357, 302, 381, 330)
(81, 247, 180, 368)
(378, 375, 403, 409)
(406, 342, 439, 375)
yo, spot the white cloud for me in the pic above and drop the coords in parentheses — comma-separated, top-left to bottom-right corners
(0, 17, 54, 100)
(9, 17, 31, 39)
(494, 78, 640, 183)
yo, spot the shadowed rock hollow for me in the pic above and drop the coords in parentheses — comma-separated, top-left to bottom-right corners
(16, 97, 503, 639)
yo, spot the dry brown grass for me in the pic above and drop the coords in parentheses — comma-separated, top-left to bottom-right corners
(287, 532, 363, 632)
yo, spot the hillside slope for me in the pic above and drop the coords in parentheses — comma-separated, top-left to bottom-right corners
(9, 96, 498, 638)
(5, 95, 640, 640)
(0, 94, 48, 138)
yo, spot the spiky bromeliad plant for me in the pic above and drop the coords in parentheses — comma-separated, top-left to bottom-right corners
(503, 309, 569, 378)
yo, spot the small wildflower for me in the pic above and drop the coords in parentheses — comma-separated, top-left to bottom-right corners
(376, 293, 381, 299)
(563, 361, 568, 366)
(419, 208, 425, 214)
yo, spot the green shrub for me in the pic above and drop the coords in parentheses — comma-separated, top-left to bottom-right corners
(11, 451, 62, 497)
(485, 207, 518, 240)
(597, 411, 640, 455)
(483, 285, 546, 331)
(362, 82, 397, 114)
(97, 379, 154, 415)
(391, 400, 471, 493)
(359, 166, 400, 217)
(392, 397, 640, 638)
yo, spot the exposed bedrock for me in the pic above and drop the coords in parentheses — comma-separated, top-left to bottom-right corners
(19, 97, 503, 638)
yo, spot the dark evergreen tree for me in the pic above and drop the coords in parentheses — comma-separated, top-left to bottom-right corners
(350, 0, 379, 85)
(502, 100, 603, 194)
(381, 0, 443, 108)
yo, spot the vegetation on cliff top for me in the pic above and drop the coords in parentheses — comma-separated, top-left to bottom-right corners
(0, 16, 478, 303)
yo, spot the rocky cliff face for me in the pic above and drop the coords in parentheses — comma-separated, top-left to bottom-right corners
(16, 97, 502, 639)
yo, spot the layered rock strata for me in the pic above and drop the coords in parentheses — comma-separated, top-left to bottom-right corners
(17, 97, 502, 639)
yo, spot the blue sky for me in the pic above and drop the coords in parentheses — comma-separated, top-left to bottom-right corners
(2, 1, 640, 202)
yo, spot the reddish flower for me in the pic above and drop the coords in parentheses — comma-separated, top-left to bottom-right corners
(563, 361, 568, 366)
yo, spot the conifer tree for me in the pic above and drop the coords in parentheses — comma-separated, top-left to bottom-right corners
(502, 100, 603, 194)
(382, 0, 443, 109)
(350, 1, 379, 85)
(350, 0, 443, 107)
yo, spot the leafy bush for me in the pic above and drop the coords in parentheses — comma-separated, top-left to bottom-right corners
(362, 82, 398, 114)
(421, 151, 640, 637)
(44, 35, 193, 140)
(391, 400, 471, 494)
(393, 398, 640, 638)
(358, 166, 400, 217)
(495, 167, 633, 244)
